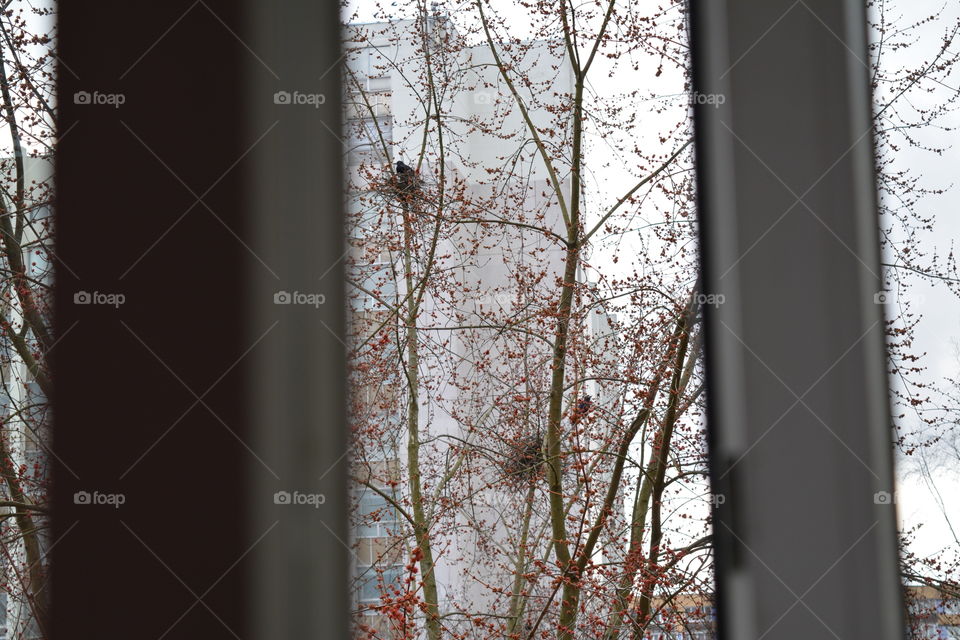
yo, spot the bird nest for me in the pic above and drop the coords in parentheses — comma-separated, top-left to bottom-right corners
(501, 432, 545, 485)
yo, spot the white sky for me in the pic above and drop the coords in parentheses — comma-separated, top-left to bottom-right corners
(874, 0, 960, 560)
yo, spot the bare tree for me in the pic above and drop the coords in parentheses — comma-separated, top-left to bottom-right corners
(341, 1, 960, 638)
(0, 2, 56, 637)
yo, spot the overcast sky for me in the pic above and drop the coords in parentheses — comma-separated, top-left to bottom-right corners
(863, 0, 960, 560)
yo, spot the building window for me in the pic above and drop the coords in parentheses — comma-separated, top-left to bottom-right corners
(356, 488, 399, 538)
(354, 564, 403, 604)
(345, 91, 392, 121)
(351, 262, 397, 312)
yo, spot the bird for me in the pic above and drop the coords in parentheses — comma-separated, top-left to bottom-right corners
(394, 160, 418, 195)
(571, 394, 593, 424)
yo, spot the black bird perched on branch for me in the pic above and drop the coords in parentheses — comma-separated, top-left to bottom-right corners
(394, 160, 418, 194)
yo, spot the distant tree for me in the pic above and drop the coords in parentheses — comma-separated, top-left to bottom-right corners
(0, 2, 56, 638)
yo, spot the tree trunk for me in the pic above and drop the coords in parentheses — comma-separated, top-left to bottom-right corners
(402, 198, 442, 640)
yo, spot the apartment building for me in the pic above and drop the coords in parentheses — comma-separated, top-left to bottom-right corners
(0, 155, 52, 640)
(343, 13, 584, 637)
(636, 586, 960, 640)
(640, 593, 716, 640)
(908, 585, 960, 639)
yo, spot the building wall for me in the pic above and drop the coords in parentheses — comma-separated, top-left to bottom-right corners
(344, 16, 599, 636)
(0, 155, 52, 640)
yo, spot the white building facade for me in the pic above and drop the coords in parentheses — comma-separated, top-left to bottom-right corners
(344, 16, 619, 637)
